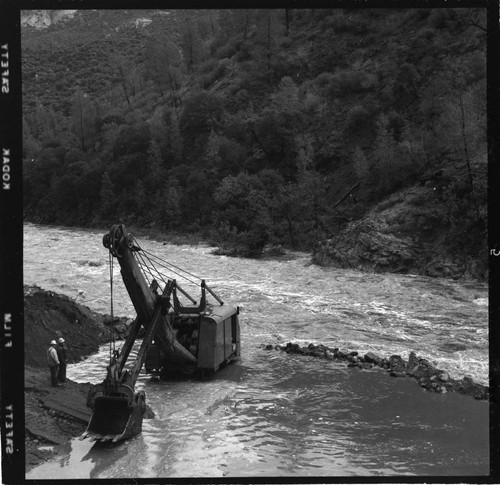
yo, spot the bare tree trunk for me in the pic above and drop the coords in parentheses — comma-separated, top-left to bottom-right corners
(118, 63, 131, 107)
(285, 211, 296, 248)
(459, 93, 481, 222)
(459, 93, 474, 193)
(243, 10, 249, 43)
(79, 98, 85, 152)
(266, 12, 272, 85)
(331, 182, 359, 211)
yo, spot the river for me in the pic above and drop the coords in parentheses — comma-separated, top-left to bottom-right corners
(24, 223, 489, 478)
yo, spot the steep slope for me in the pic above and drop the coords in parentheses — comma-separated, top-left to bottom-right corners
(313, 181, 487, 280)
(21, 8, 487, 275)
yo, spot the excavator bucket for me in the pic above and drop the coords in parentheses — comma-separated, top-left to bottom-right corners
(82, 388, 146, 443)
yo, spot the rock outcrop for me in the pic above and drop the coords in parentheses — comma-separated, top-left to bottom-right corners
(313, 217, 417, 273)
(21, 10, 77, 30)
(312, 185, 487, 280)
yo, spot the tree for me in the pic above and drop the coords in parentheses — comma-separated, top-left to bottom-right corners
(145, 139, 165, 192)
(272, 182, 301, 248)
(99, 171, 116, 220)
(232, 9, 254, 44)
(29, 103, 62, 146)
(296, 165, 329, 236)
(133, 179, 147, 215)
(179, 91, 224, 162)
(353, 146, 369, 183)
(158, 179, 183, 228)
(144, 35, 184, 106)
(372, 114, 399, 193)
(272, 76, 300, 113)
(70, 90, 99, 152)
(112, 55, 142, 107)
(181, 169, 217, 225)
(204, 129, 222, 168)
(165, 111, 183, 163)
(284, 9, 290, 37)
(213, 172, 272, 256)
(180, 19, 204, 71)
(435, 75, 486, 227)
(253, 9, 286, 85)
(22, 116, 41, 160)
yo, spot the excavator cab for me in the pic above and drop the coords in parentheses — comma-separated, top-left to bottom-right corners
(82, 224, 240, 443)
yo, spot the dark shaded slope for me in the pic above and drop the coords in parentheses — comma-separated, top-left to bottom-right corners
(24, 284, 130, 367)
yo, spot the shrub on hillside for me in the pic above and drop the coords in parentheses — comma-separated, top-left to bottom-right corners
(344, 105, 372, 139)
(214, 39, 241, 60)
(199, 59, 231, 89)
(327, 69, 377, 98)
(323, 12, 369, 35)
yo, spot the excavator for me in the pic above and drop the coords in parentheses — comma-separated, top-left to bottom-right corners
(81, 224, 241, 443)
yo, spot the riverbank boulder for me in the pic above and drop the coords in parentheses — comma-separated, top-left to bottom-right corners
(389, 354, 407, 376)
(364, 352, 382, 365)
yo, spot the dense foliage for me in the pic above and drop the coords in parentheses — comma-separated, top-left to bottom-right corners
(22, 8, 486, 257)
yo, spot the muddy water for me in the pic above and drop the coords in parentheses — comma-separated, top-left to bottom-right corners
(24, 224, 489, 478)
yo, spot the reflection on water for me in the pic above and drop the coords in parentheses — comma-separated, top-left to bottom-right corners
(26, 436, 132, 480)
(24, 224, 489, 478)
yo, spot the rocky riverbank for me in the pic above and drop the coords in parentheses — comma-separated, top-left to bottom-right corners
(312, 185, 487, 281)
(264, 342, 488, 401)
(24, 285, 132, 472)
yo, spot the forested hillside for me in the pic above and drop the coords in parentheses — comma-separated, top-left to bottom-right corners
(22, 8, 487, 275)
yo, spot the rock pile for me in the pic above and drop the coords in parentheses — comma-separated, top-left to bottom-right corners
(263, 342, 488, 401)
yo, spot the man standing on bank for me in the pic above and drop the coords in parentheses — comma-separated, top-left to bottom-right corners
(57, 337, 67, 383)
(47, 340, 60, 387)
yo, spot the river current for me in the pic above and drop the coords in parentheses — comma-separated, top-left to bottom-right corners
(24, 223, 489, 478)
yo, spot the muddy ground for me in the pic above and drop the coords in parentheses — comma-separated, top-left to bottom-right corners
(24, 285, 131, 472)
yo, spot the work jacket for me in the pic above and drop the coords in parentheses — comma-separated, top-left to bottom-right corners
(47, 346, 60, 366)
(57, 344, 67, 365)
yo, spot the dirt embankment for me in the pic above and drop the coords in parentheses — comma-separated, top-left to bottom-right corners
(24, 285, 131, 472)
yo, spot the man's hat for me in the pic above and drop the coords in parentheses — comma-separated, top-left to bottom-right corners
(58, 338, 65, 343)
(50, 340, 57, 345)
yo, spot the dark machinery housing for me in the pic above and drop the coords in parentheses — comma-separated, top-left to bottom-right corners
(82, 224, 240, 443)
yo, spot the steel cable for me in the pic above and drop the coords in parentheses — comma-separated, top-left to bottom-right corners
(108, 250, 116, 360)
(140, 249, 200, 286)
(133, 250, 165, 287)
(140, 247, 202, 283)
